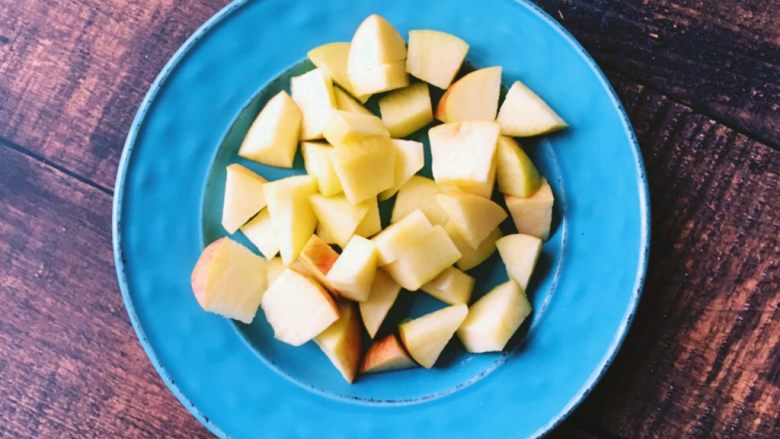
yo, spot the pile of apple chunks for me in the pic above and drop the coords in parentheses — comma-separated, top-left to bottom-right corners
(191, 14, 566, 383)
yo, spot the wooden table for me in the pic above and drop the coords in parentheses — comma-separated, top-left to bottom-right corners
(1, 1, 777, 437)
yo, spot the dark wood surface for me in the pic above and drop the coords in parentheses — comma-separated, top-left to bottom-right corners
(0, 1, 777, 438)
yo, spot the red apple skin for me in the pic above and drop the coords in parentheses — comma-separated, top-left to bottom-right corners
(190, 237, 229, 309)
(360, 333, 417, 373)
(434, 87, 453, 121)
(299, 235, 345, 299)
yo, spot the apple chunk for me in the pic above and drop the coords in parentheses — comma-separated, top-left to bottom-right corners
(261, 268, 339, 346)
(325, 236, 377, 302)
(496, 80, 567, 137)
(436, 191, 507, 249)
(348, 61, 409, 96)
(240, 209, 278, 258)
(496, 234, 542, 290)
(302, 142, 342, 196)
(191, 238, 268, 324)
(309, 194, 370, 248)
(379, 139, 425, 200)
(372, 209, 434, 265)
(383, 225, 461, 290)
(496, 136, 542, 197)
(291, 68, 337, 140)
(221, 164, 267, 233)
(263, 175, 318, 264)
(435, 66, 501, 122)
(298, 234, 343, 297)
(347, 15, 408, 95)
(333, 86, 372, 115)
(361, 334, 416, 374)
(323, 109, 389, 146)
(390, 176, 449, 226)
(238, 91, 301, 168)
(429, 121, 499, 198)
(457, 280, 531, 353)
(266, 257, 285, 286)
(421, 266, 474, 305)
(359, 268, 401, 338)
(354, 196, 381, 238)
(398, 304, 468, 368)
(331, 136, 396, 204)
(378, 82, 433, 137)
(314, 301, 362, 383)
(406, 30, 469, 89)
(307, 42, 370, 102)
(445, 222, 502, 271)
(505, 178, 555, 240)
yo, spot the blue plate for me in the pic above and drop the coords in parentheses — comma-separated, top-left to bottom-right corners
(113, 0, 649, 437)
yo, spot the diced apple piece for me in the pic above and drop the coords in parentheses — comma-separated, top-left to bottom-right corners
(457, 280, 531, 353)
(361, 334, 416, 374)
(383, 225, 461, 290)
(325, 236, 377, 302)
(496, 80, 567, 137)
(496, 234, 542, 290)
(437, 157, 497, 198)
(323, 109, 389, 146)
(429, 121, 499, 197)
(238, 91, 302, 168)
(266, 257, 285, 286)
(372, 209, 433, 265)
(191, 238, 268, 324)
(349, 61, 409, 95)
(309, 194, 370, 248)
(379, 139, 425, 200)
(436, 191, 507, 249)
(240, 209, 278, 258)
(333, 86, 372, 115)
(308, 42, 370, 102)
(317, 226, 338, 245)
(291, 68, 337, 140)
(445, 222, 502, 271)
(359, 268, 401, 338)
(390, 176, 449, 226)
(505, 179, 555, 240)
(331, 136, 396, 204)
(261, 268, 339, 346)
(496, 136, 542, 197)
(378, 82, 433, 137)
(406, 30, 469, 89)
(354, 196, 381, 238)
(314, 301, 362, 383)
(435, 67, 501, 122)
(263, 175, 318, 264)
(398, 304, 468, 368)
(298, 234, 343, 297)
(221, 164, 267, 233)
(302, 141, 342, 196)
(421, 266, 474, 305)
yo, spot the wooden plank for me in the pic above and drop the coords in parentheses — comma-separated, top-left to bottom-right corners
(535, 0, 780, 147)
(0, 146, 209, 438)
(573, 74, 780, 438)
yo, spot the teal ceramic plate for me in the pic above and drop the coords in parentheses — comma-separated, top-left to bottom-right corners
(113, 0, 649, 437)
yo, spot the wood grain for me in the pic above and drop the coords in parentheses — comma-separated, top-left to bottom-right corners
(535, 0, 780, 148)
(572, 74, 780, 438)
(0, 146, 209, 438)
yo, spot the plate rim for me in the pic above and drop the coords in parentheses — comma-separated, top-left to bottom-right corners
(112, 0, 650, 437)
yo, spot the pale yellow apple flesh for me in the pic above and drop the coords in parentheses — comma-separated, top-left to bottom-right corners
(406, 30, 469, 89)
(347, 15, 408, 95)
(333, 86, 372, 115)
(383, 225, 461, 290)
(390, 176, 449, 226)
(221, 164, 267, 234)
(379, 139, 425, 201)
(309, 194, 370, 248)
(314, 301, 362, 383)
(325, 236, 378, 302)
(291, 68, 337, 140)
(298, 234, 343, 298)
(302, 142, 342, 196)
(354, 196, 381, 238)
(238, 91, 302, 168)
(263, 175, 318, 264)
(496, 234, 542, 290)
(457, 280, 531, 353)
(359, 268, 401, 338)
(191, 237, 268, 324)
(378, 82, 433, 138)
(240, 209, 278, 258)
(266, 257, 285, 287)
(496, 80, 567, 137)
(445, 222, 502, 271)
(361, 333, 417, 374)
(429, 121, 499, 197)
(308, 42, 370, 102)
(421, 266, 474, 305)
(323, 109, 389, 146)
(505, 178, 554, 240)
(372, 209, 434, 265)
(435, 66, 501, 122)
(331, 136, 396, 205)
(398, 304, 468, 368)
(436, 191, 507, 249)
(496, 136, 542, 197)
(361, 333, 416, 374)
(349, 61, 409, 95)
(261, 268, 339, 346)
